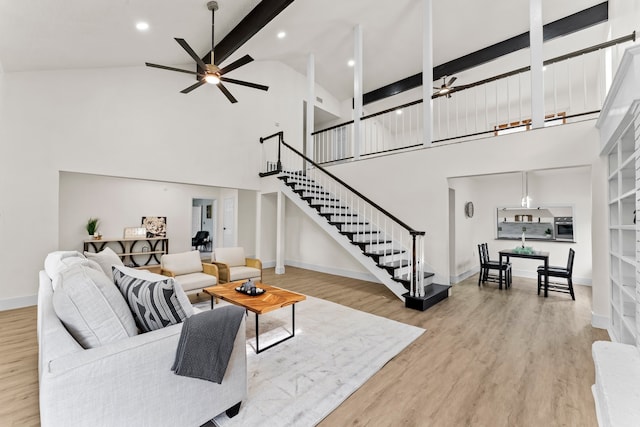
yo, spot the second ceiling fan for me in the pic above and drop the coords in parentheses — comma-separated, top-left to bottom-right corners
(433, 76, 458, 98)
(145, 1, 268, 103)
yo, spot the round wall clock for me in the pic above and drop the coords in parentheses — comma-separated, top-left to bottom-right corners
(465, 201, 474, 218)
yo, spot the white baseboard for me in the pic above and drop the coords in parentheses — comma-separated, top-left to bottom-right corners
(591, 312, 610, 330)
(453, 267, 592, 286)
(451, 268, 477, 284)
(0, 294, 37, 311)
(262, 260, 276, 268)
(284, 260, 380, 283)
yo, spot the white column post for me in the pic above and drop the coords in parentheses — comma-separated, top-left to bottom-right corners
(255, 192, 262, 261)
(353, 24, 363, 160)
(306, 53, 315, 162)
(423, 0, 433, 146)
(530, 0, 544, 129)
(275, 191, 286, 274)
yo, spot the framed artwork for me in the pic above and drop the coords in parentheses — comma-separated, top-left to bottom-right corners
(206, 204, 212, 219)
(141, 216, 167, 237)
(123, 227, 147, 239)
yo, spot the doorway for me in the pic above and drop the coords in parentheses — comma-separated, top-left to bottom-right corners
(192, 198, 216, 255)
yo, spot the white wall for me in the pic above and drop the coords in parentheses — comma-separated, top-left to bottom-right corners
(59, 172, 217, 254)
(449, 166, 592, 284)
(259, 193, 278, 266)
(284, 198, 372, 280)
(237, 189, 257, 257)
(0, 59, 310, 308)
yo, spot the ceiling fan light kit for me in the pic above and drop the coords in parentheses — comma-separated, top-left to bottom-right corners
(433, 76, 458, 98)
(145, 0, 268, 103)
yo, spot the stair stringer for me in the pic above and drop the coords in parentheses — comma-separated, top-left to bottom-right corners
(280, 182, 408, 300)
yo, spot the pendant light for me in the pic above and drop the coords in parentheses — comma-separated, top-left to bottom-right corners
(521, 171, 531, 208)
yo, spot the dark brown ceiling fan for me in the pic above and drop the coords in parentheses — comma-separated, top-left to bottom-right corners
(433, 76, 458, 98)
(145, 1, 268, 103)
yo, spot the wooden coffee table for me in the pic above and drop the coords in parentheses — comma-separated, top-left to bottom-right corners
(203, 281, 306, 353)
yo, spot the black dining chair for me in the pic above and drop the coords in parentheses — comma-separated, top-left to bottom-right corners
(537, 248, 575, 300)
(478, 243, 512, 288)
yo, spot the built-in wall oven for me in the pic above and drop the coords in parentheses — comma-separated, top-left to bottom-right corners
(554, 217, 574, 241)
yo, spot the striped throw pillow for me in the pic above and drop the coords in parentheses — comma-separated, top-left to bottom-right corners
(113, 267, 189, 332)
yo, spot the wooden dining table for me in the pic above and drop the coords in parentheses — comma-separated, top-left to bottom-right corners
(499, 249, 550, 297)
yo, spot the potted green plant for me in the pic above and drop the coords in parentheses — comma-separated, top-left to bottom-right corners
(86, 218, 100, 239)
(545, 228, 552, 238)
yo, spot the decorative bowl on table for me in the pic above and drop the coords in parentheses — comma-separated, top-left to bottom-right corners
(235, 280, 265, 296)
(513, 246, 534, 255)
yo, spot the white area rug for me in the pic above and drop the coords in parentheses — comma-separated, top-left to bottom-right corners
(195, 296, 425, 427)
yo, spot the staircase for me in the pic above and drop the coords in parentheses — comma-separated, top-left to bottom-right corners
(260, 132, 450, 309)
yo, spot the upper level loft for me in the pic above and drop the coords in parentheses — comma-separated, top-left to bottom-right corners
(309, 32, 637, 166)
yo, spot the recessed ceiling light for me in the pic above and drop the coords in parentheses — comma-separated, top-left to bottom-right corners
(136, 22, 149, 31)
(277, 31, 286, 39)
(396, 109, 403, 115)
(347, 59, 355, 67)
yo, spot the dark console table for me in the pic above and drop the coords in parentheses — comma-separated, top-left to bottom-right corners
(83, 237, 169, 266)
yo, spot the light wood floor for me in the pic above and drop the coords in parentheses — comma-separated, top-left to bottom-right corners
(1, 268, 608, 426)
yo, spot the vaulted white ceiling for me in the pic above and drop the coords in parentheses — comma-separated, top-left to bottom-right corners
(0, 0, 606, 101)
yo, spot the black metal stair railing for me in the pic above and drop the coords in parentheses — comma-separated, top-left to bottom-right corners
(260, 132, 429, 297)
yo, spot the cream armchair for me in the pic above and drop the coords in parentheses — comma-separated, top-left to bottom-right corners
(212, 247, 262, 283)
(160, 250, 218, 293)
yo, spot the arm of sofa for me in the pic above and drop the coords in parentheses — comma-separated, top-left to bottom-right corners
(211, 261, 230, 283)
(245, 258, 262, 270)
(41, 318, 247, 427)
(245, 258, 262, 280)
(201, 262, 219, 281)
(160, 268, 177, 278)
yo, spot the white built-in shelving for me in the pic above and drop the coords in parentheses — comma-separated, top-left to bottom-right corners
(607, 112, 640, 345)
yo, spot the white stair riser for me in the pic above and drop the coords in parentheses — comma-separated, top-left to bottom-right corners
(317, 207, 351, 214)
(377, 252, 409, 263)
(362, 242, 396, 251)
(339, 225, 375, 233)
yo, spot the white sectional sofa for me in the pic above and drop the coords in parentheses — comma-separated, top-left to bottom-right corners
(38, 251, 247, 427)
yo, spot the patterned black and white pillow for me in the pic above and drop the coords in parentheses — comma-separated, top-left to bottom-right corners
(113, 267, 189, 332)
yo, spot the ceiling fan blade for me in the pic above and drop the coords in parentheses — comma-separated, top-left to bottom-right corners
(174, 38, 208, 70)
(180, 80, 206, 94)
(220, 77, 268, 91)
(433, 86, 441, 90)
(217, 82, 238, 103)
(218, 55, 253, 76)
(447, 76, 457, 86)
(145, 62, 198, 75)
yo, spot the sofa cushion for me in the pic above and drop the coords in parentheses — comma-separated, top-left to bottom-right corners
(113, 265, 192, 332)
(214, 247, 246, 267)
(174, 272, 217, 292)
(228, 266, 261, 282)
(161, 251, 204, 276)
(44, 251, 103, 283)
(52, 263, 138, 349)
(84, 247, 124, 277)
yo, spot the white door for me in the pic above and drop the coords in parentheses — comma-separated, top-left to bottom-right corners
(191, 206, 202, 237)
(223, 197, 235, 247)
